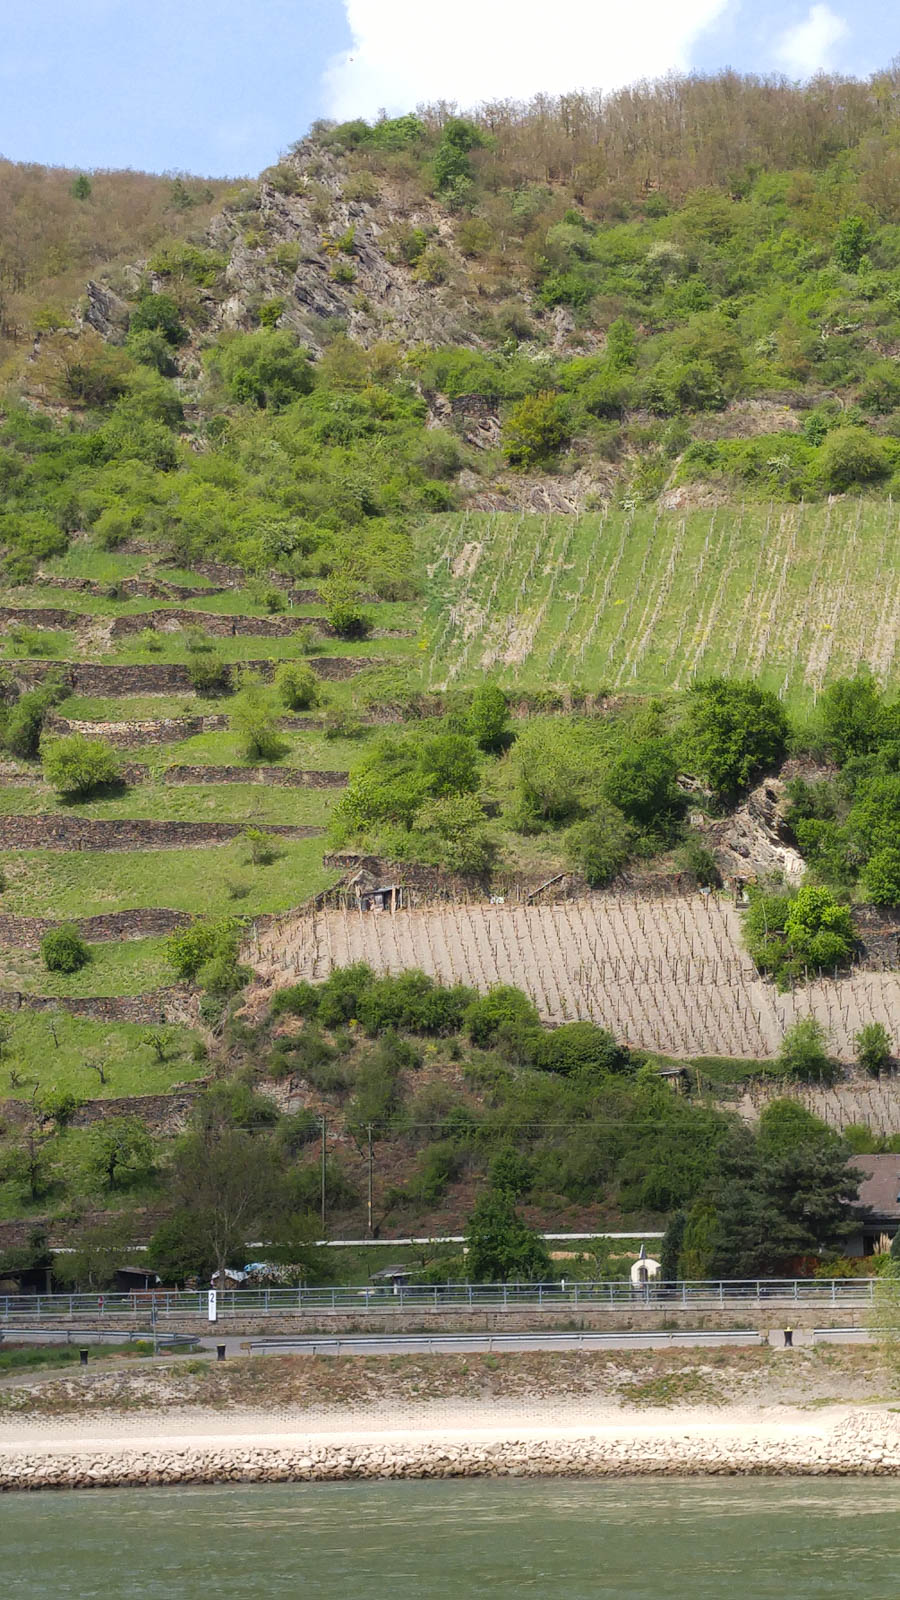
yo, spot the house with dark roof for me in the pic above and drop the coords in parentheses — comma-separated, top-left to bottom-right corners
(848, 1154, 900, 1256)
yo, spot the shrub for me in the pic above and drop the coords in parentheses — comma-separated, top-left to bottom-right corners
(564, 810, 635, 887)
(683, 677, 789, 799)
(166, 919, 241, 983)
(319, 573, 372, 638)
(465, 985, 540, 1046)
(602, 738, 682, 834)
(744, 885, 854, 986)
(229, 673, 288, 761)
(187, 655, 232, 696)
(777, 1018, 837, 1084)
(467, 684, 510, 753)
(3, 677, 66, 760)
(817, 427, 891, 493)
(275, 661, 319, 711)
(41, 735, 120, 797)
(528, 1022, 632, 1077)
(128, 292, 186, 346)
(855, 1021, 893, 1077)
(860, 847, 900, 906)
(41, 925, 90, 973)
(503, 392, 570, 469)
(211, 330, 314, 409)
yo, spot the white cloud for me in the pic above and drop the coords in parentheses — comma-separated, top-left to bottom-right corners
(324, 0, 729, 120)
(775, 4, 849, 78)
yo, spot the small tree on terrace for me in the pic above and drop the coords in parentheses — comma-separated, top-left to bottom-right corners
(85, 1116, 155, 1191)
(777, 1018, 838, 1085)
(42, 735, 121, 797)
(229, 671, 288, 761)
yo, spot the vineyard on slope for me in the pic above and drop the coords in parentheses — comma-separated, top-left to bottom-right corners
(424, 503, 900, 708)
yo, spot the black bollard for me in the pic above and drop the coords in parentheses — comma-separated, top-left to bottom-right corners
(217, 1344, 226, 1361)
(79, 1348, 88, 1366)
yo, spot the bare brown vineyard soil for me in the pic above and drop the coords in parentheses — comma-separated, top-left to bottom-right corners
(248, 895, 900, 1060)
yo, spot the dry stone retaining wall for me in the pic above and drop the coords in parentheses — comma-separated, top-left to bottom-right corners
(0, 986, 192, 1022)
(108, 610, 325, 639)
(0, 909, 192, 948)
(5, 657, 377, 693)
(0, 816, 324, 850)
(162, 764, 347, 788)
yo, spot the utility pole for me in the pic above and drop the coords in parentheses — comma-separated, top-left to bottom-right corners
(367, 1125, 374, 1238)
(320, 1115, 327, 1235)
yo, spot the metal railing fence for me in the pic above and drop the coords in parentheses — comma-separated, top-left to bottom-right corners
(0, 1277, 887, 1325)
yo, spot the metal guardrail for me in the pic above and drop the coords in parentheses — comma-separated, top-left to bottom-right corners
(247, 1329, 762, 1356)
(0, 1278, 883, 1325)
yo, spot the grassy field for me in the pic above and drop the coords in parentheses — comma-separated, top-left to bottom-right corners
(423, 502, 900, 709)
(0, 1012, 203, 1102)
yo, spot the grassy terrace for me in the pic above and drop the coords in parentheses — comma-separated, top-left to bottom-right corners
(0, 784, 338, 826)
(0, 1011, 203, 1102)
(0, 838, 338, 920)
(0, 935, 172, 997)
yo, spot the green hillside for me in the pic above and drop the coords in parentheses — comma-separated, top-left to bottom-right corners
(2, 70, 900, 1283)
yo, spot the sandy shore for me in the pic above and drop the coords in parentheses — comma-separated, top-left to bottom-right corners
(4, 1402, 900, 1487)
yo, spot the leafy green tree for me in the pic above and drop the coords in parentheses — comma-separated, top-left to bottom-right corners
(432, 117, 484, 194)
(170, 1115, 284, 1290)
(464, 1190, 551, 1282)
(606, 317, 637, 371)
(41, 734, 120, 796)
(166, 918, 241, 982)
(817, 427, 891, 492)
(3, 677, 66, 760)
(784, 886, 854, 972)
(602, 738, 682, 834)
(52, 1218, 133, 1290)
(503, 391, 570, 468)
(415, 733, 479, 798)
(186, 654, 232, 695)
(464, 985, 540, 1046)
(70, 174, 92, 201)
(145, 1211, 212, 1284)
(528, 1021, 632, 1078)
(678, 1199, 720, 1279)
(319, 573, 372, 638)
(855, 1022, 893, 1077)
(85, 1117, 155, 1191)
(683, 677, 789, 799)
(819, 672, 890, 761)
(41, 924, 89, 974)
(413, 794, 495, 876)
(756, 1098, 837, 1160)
(467, 683, 510, 752)
(128, 292, 186, 346)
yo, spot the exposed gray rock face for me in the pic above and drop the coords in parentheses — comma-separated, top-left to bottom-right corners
(82, 280, 130, 342)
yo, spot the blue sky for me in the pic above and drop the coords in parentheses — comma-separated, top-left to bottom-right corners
(0, 0, 894, 177)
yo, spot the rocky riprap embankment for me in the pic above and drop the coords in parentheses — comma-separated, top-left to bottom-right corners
(4, 1412, 900, 1489)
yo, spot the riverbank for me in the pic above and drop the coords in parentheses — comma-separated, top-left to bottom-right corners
(3, 1346, 900, 1488)
(4, 1405, 900, 1487)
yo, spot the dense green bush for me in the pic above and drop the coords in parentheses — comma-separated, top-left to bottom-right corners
(41, 924, 90, 973)
(275, 661, 320, 711)
(683, 677, 789, 799)
(744, 885, 854, 986)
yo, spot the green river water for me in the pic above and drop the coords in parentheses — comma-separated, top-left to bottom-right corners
(5, 1479, 900, 1598)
